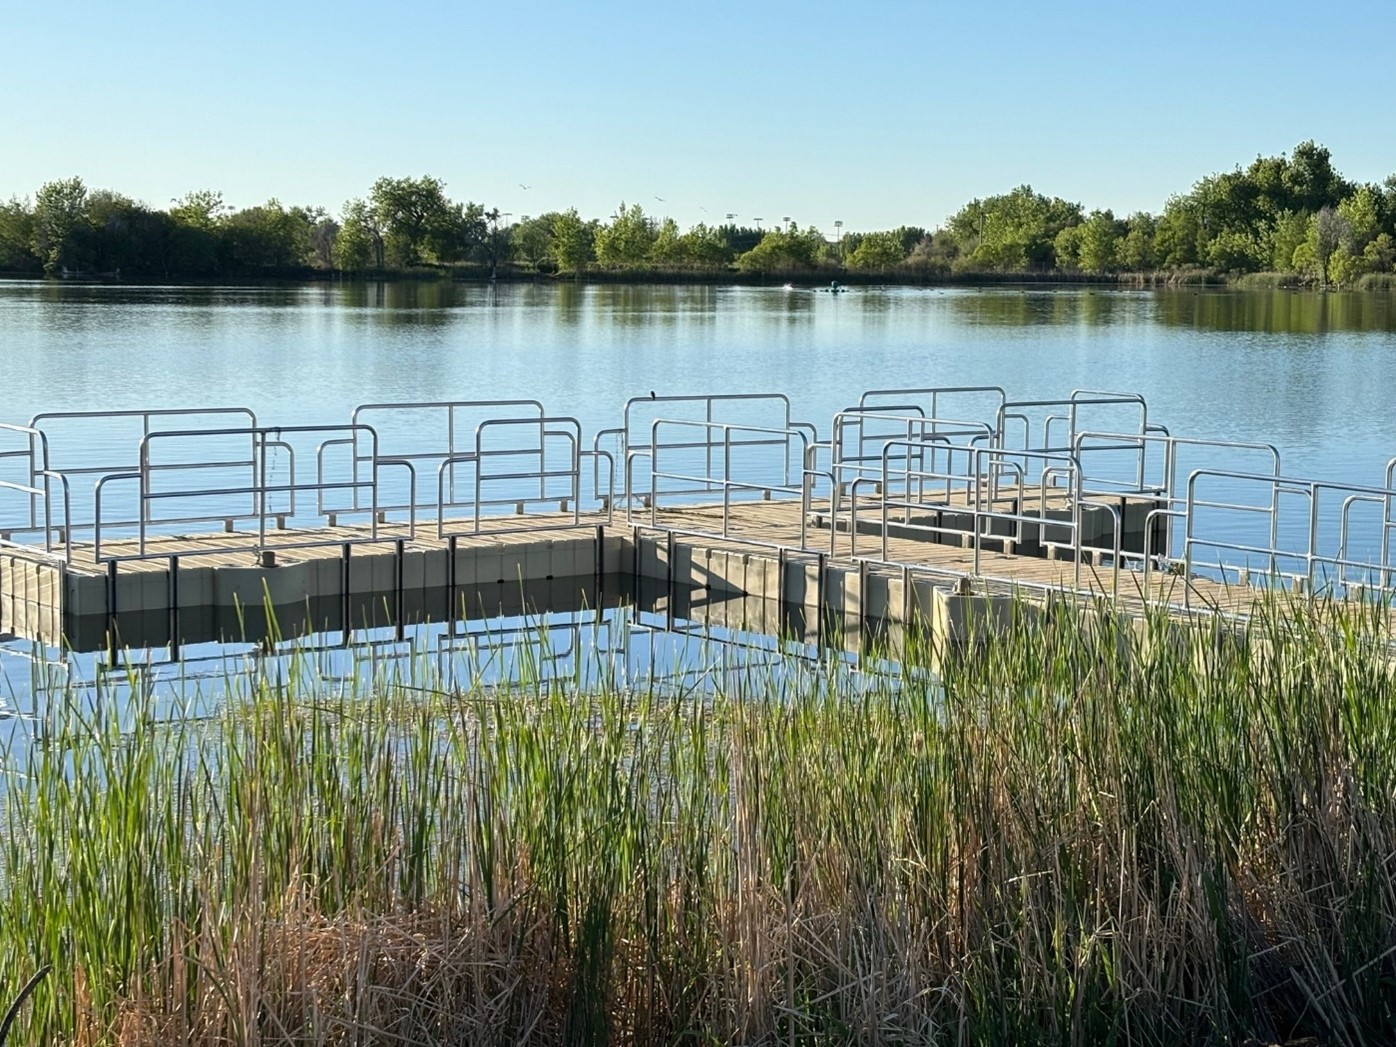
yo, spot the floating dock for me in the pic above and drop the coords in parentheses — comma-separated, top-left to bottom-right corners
(2, 389, 1392, 656)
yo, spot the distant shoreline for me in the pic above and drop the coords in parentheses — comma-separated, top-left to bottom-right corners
(7, 266, 1389, 291)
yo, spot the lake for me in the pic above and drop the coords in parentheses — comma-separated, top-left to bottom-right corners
(3, 279, 1395, 708)
(3, 281, 1395, 488)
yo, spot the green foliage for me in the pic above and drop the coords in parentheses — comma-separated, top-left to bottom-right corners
(1119, 213, 1157, 271)
(221, 200, 314, 271)
(1206, 229, 1268, 272)
(735, 225, 830, 272)
(946, 185, 1082, 271)
(0, 197, 38, 272)
(1, 141, 1390, 284)
(550, 208, 596, 273)
(675, 223, 732, 266)
(509, 212, 559, 269)
(1076, 210, 1121, 273)
(1268, 210, 1309, 272)
(368, 175, 480, 267)
(168, 189, 225, 230)
(1154, 196, 1203, 268)
(31, 177, 89, 274)
(334, 198, 381, 270)
(845, 229, 906, 271)
(594, 202, 655, 266)
(647, 217, 683, 264)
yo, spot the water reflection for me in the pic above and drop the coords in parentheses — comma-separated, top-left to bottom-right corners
(1151, 290, 1396, 334)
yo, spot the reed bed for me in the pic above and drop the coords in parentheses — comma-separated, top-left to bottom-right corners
(1, 595, 1394, 1045)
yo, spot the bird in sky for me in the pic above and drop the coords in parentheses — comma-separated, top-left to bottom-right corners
(518, 183, 532, 190)
(654, 196, 665, 202)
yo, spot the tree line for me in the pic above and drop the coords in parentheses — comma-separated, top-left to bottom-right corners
(2, 142, 1394, 286)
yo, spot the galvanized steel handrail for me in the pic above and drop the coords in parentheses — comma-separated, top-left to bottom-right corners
(433, 416, 593, 538)
(348, 399, 547, 510)
(857, 386, 1008, 428)
(633, 419, 815, 547)
(92, 424, 399, 564)
(845, 441, 1121, 596)
(24, 406, 260, 480)
(0, 422, 57, 555)
(1184, 467, 1396, 605)
(619, 393, 818, 503)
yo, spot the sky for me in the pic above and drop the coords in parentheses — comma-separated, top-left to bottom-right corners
(3, 0, 1394, 234)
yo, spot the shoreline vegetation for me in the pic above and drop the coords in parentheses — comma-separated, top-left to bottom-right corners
(3, 141, 1396, 292)
(2, 595, 1395, 1045)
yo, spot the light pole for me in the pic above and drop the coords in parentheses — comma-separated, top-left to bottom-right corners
(834, 220, 843, 263)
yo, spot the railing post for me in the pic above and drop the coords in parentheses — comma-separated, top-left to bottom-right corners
(394, 537, 405, 641)
(447, 535, 458, 624)
(105, 559, 118, 665)
(168, 554, 180, 662)
(257, 429, 268, 557)
(340, 542, 352, 645)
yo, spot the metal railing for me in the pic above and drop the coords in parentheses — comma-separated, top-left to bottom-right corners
(628, 419, 816, 548)
(92, 424, 414, 564)
(0, 422, 68, 559)
(857, 386, 1008, 430)
(1183, 467, 1396, 606)
(600, 392, 818, 505)
(831, 410, 995, 500)
(433, 416, 615, 538)
(8, 408, 270, 551)
(844, 441, 1122, 595)
(345, 400, 547, 515)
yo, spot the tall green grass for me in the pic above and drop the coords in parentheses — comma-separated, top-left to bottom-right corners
(1, 595, 1394, 1044)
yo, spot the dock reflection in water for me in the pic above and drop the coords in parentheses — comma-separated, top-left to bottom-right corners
(0, 574, 907, 732)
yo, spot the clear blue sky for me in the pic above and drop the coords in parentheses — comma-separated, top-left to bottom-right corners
(3, 0, 1393, 233)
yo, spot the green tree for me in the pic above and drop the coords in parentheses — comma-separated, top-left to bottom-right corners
(169, 189, 225, 229)
(1052, 225, 1082, 271)
(80, 190, 174, 276)
(425, 200, 486, 264)
(845, 230, 906, 271)
(1154, 196, 1203, 268)
(1282, 140, 1352, 214)
(945, 186, 1081, 271)
(31, 176, 89, 274)
(509, 213, 558, 269)
(1269, 211, 1309, 272)
(595, 202, 656, 266)
(369, 175, 456, 267)
(1362, 232, 1395, 273)
(550, 208, 595, 273)
(0, 197, 38, 272)
(1292, 206, 1348, 285)
(1206, 230, 1267, 272)
(168, 189, 226, 276)
(675, 223, 732, 266)
(334, 198, 382, 270)
(1076, 210, 1121, 273)
(1120, 213, 1157, 271)
(222, 200, 312, 271)
(648, 218, 683, 265)
(735, 226, 829, 272)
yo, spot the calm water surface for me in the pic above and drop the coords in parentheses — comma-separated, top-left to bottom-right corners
(4, 281, 1394, 483)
